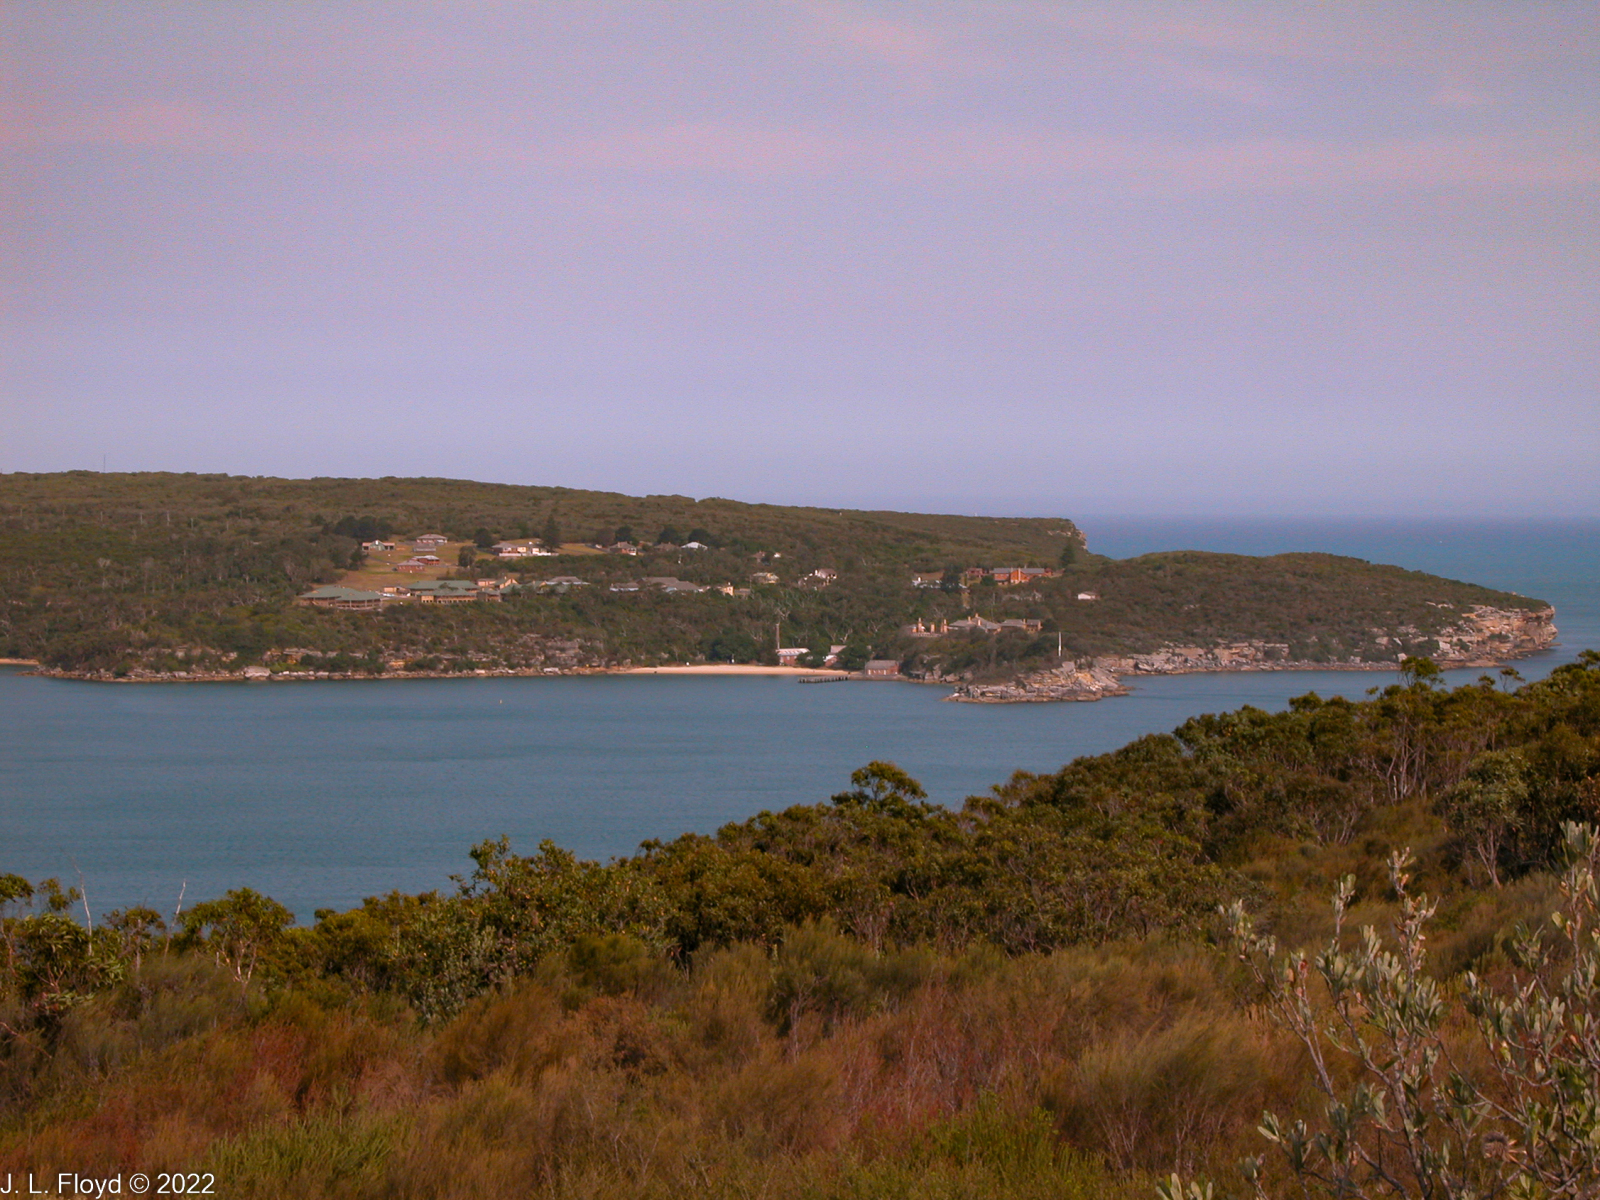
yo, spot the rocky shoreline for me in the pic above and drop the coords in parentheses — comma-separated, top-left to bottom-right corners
(948, 604, 1556, 704)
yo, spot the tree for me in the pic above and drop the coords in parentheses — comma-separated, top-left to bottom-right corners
(1399, 654, 1442, 688)
(1060, 542, 1077, 568)
(831, 761, 928, 812)
(104, 905, 165, 969)
(457, 545, 478, 569)
(179, 888, 294, 987)
(0, 877, 122, 1019)
(1440, 749, 1528, 887)
(836, 643, 871, 672)
(473, 527, 495, 549)
(657, 525, 683, 546)
(703, 629, 760, 663)
(541, 513, 562, 548)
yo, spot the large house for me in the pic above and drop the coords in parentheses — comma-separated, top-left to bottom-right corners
(296, 586, 389, 612)
(776, 647, 809, 667)
(641, 576, 706, 594)
(990, 567, 1056, 586)
(404, 579, 501, 604)
(412, 534, 449, 550)
(863, 659, 901, 678)
(962, 566, 1059, 587)
(949, 616, 1002, 633)
(799, 568, 837, 589)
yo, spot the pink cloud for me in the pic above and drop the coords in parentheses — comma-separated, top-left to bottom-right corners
(1147, 56, 1276, 107)
(15, 102, 269, 157)
(1040, 4, 1593, 72)
(808, 0, 946, 68)
(13, 100, 1597, 196)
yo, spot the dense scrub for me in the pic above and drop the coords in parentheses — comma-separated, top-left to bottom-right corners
(3, 657, 1597, 1196)
(0, 472, 1541, 675)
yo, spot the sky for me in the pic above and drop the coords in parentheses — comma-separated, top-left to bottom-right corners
(2, 1, 1597, 517)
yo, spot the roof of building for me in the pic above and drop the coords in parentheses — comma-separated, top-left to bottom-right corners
(299, 586, 387, 602)
(864, 659, 900, 671)
(642, 576, 706, 592)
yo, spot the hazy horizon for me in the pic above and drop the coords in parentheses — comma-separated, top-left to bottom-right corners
(5, 3, 1596, 518)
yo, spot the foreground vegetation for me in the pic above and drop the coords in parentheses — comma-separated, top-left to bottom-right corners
(0, 472, 1547, 680)
(3, 654, 1598, 1196)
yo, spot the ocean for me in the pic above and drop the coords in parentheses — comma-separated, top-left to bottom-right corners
(2, 517, 1596, 921)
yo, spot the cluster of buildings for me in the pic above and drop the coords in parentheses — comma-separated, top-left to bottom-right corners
(491, 539, 556, 559)
(911, 566, 1060, 589)
(904, 616, 1044, 637)
(297, 577, 516, 611)
(360, 534, 456, 573)
(772, 644, 899, 677)
(962, 566, 1058, 587)
(599, 540, 710, 556)
(608, 576, 724, 595)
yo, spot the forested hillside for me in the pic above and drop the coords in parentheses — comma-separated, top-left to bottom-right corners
(0, 473, 1549, 681)
(3, 657, 1599, 1197)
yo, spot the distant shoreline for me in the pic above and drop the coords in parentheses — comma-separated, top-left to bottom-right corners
(19, 663, 871, 685)
(620, 664, 853, 677)
(18, 649, 1552, 696)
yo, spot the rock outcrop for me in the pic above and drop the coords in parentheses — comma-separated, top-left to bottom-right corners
(1430, 605, 1556, 666)
(948, 663, 1128, 704)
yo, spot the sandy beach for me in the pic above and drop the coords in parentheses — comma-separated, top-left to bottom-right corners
(620, 664, 854, 677)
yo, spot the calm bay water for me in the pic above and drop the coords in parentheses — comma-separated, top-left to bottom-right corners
(3, 518, 1596, 921)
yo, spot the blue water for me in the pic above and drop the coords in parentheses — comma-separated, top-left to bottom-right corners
(2, 518, 1595, 921)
